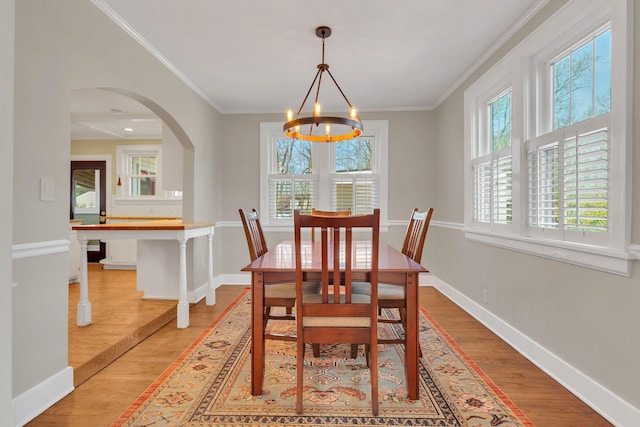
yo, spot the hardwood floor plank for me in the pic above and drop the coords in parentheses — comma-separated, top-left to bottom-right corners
(27, 280, 611, 426)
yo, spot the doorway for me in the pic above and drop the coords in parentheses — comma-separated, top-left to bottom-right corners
(70, 160, 107, 262)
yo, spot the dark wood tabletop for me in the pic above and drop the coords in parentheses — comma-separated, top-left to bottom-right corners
(242, 240, 427, 400)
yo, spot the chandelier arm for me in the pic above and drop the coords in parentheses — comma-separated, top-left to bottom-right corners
(307, 69, 325, 135)
(296, 68, 322, 117)
(314, 70, 323, 107)
(325, 68, 354, 109)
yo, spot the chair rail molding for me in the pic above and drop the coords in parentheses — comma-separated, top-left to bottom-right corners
(12, 240, 69, 259)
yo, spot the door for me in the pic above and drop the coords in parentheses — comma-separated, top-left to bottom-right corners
(71, 161, 107, 262)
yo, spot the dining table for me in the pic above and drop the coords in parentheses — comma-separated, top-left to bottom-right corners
(241, 239, 428, 400)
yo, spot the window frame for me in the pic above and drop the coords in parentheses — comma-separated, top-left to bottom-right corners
(464, 0, 633, 276)
(260, 120, 388, 229)
(116, 144, 180, 201)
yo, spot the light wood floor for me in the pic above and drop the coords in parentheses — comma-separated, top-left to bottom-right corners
(68, 264, 177, 386)
(29, 269, 611, 426)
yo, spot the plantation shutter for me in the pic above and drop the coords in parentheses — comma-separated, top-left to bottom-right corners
(562, 127, 608, 232)
(527, 140, 560, 229)
(331, 175, 379, 215)
(473, 160, 492, 223)
(268, 175, 316, 219)
(492, 154, 512, 224)
(527, 116, 609, 236)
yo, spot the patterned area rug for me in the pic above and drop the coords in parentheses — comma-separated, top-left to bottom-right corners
(112, 289, 533, 426)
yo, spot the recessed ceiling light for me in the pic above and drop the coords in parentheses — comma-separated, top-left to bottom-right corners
(123, 127, 134, 132)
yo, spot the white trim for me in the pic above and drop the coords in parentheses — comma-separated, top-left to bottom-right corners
(12, 240, 69, 259)
(217, 273, 252, 286)
(431, 220, 464, 231)
(89, 0, 221, 112)
(188, 276, 226, 304)
(13, 367, 74, 427)
(433, 221, 637, 274)
(465, 230, 632, 277)
(431, 275, 640, 427)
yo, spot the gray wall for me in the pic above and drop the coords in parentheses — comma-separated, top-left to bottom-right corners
(1, 1, 15, 425)
(433, 0, 639, 411)
(12, 0, 222, 400)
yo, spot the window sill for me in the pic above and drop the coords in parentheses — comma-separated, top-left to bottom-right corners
(464, 229, 633, 277)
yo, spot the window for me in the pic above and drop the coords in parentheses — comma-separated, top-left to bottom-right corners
(552, 29, 611, 129)
(464, 0, 632, 275)
(472, 89, 513, 227)
(528, 27, 611, 245)
(116, 144, 180, 200)
(271, 138, 314, 218)
(260, 121, 388, 226)
(528, 115, 609, 245)
(72, 169, 100, 214)
(128, 154, 157, 196)
(332, 137, 379, 215)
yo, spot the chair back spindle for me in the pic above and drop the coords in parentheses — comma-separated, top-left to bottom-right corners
(239, 208, 268, 261)
(401, 208, 434, 264)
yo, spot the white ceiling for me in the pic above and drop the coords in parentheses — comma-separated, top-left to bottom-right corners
(71, 0, 543, 139)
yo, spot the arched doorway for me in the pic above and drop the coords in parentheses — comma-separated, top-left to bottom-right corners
(68, 87, 194, 385)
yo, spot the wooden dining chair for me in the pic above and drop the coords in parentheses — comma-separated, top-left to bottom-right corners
(310, 208, 351, 241)
(353, 208, 433, 350)
(294, 209, 380, 415)
(239, 208, 319, 342)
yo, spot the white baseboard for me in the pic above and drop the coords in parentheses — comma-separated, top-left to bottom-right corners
(13, 366, 74, 427)
(430, 276, 640, 427)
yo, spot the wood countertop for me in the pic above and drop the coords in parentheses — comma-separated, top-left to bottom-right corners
(72, 220, 214, 231)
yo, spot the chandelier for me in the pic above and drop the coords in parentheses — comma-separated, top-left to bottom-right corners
(284, 26, 363, 143)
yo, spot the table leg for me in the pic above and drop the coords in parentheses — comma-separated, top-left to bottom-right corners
(176, 239, 189, 328)
(251, 272, 265, 395)
(206, 231, 216, 305)
(77, 236, 91, 326)
(406, 272, 419, 400)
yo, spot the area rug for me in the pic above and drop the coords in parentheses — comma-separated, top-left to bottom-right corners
(112, 289, 534, 426)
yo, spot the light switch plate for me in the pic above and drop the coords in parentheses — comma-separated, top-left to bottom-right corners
(40, 177, 55, 201)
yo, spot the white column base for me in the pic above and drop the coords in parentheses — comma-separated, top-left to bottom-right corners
(77, 301, 91, 326)
(206, 286, 216, 305)
(176, 302, 189, 328)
